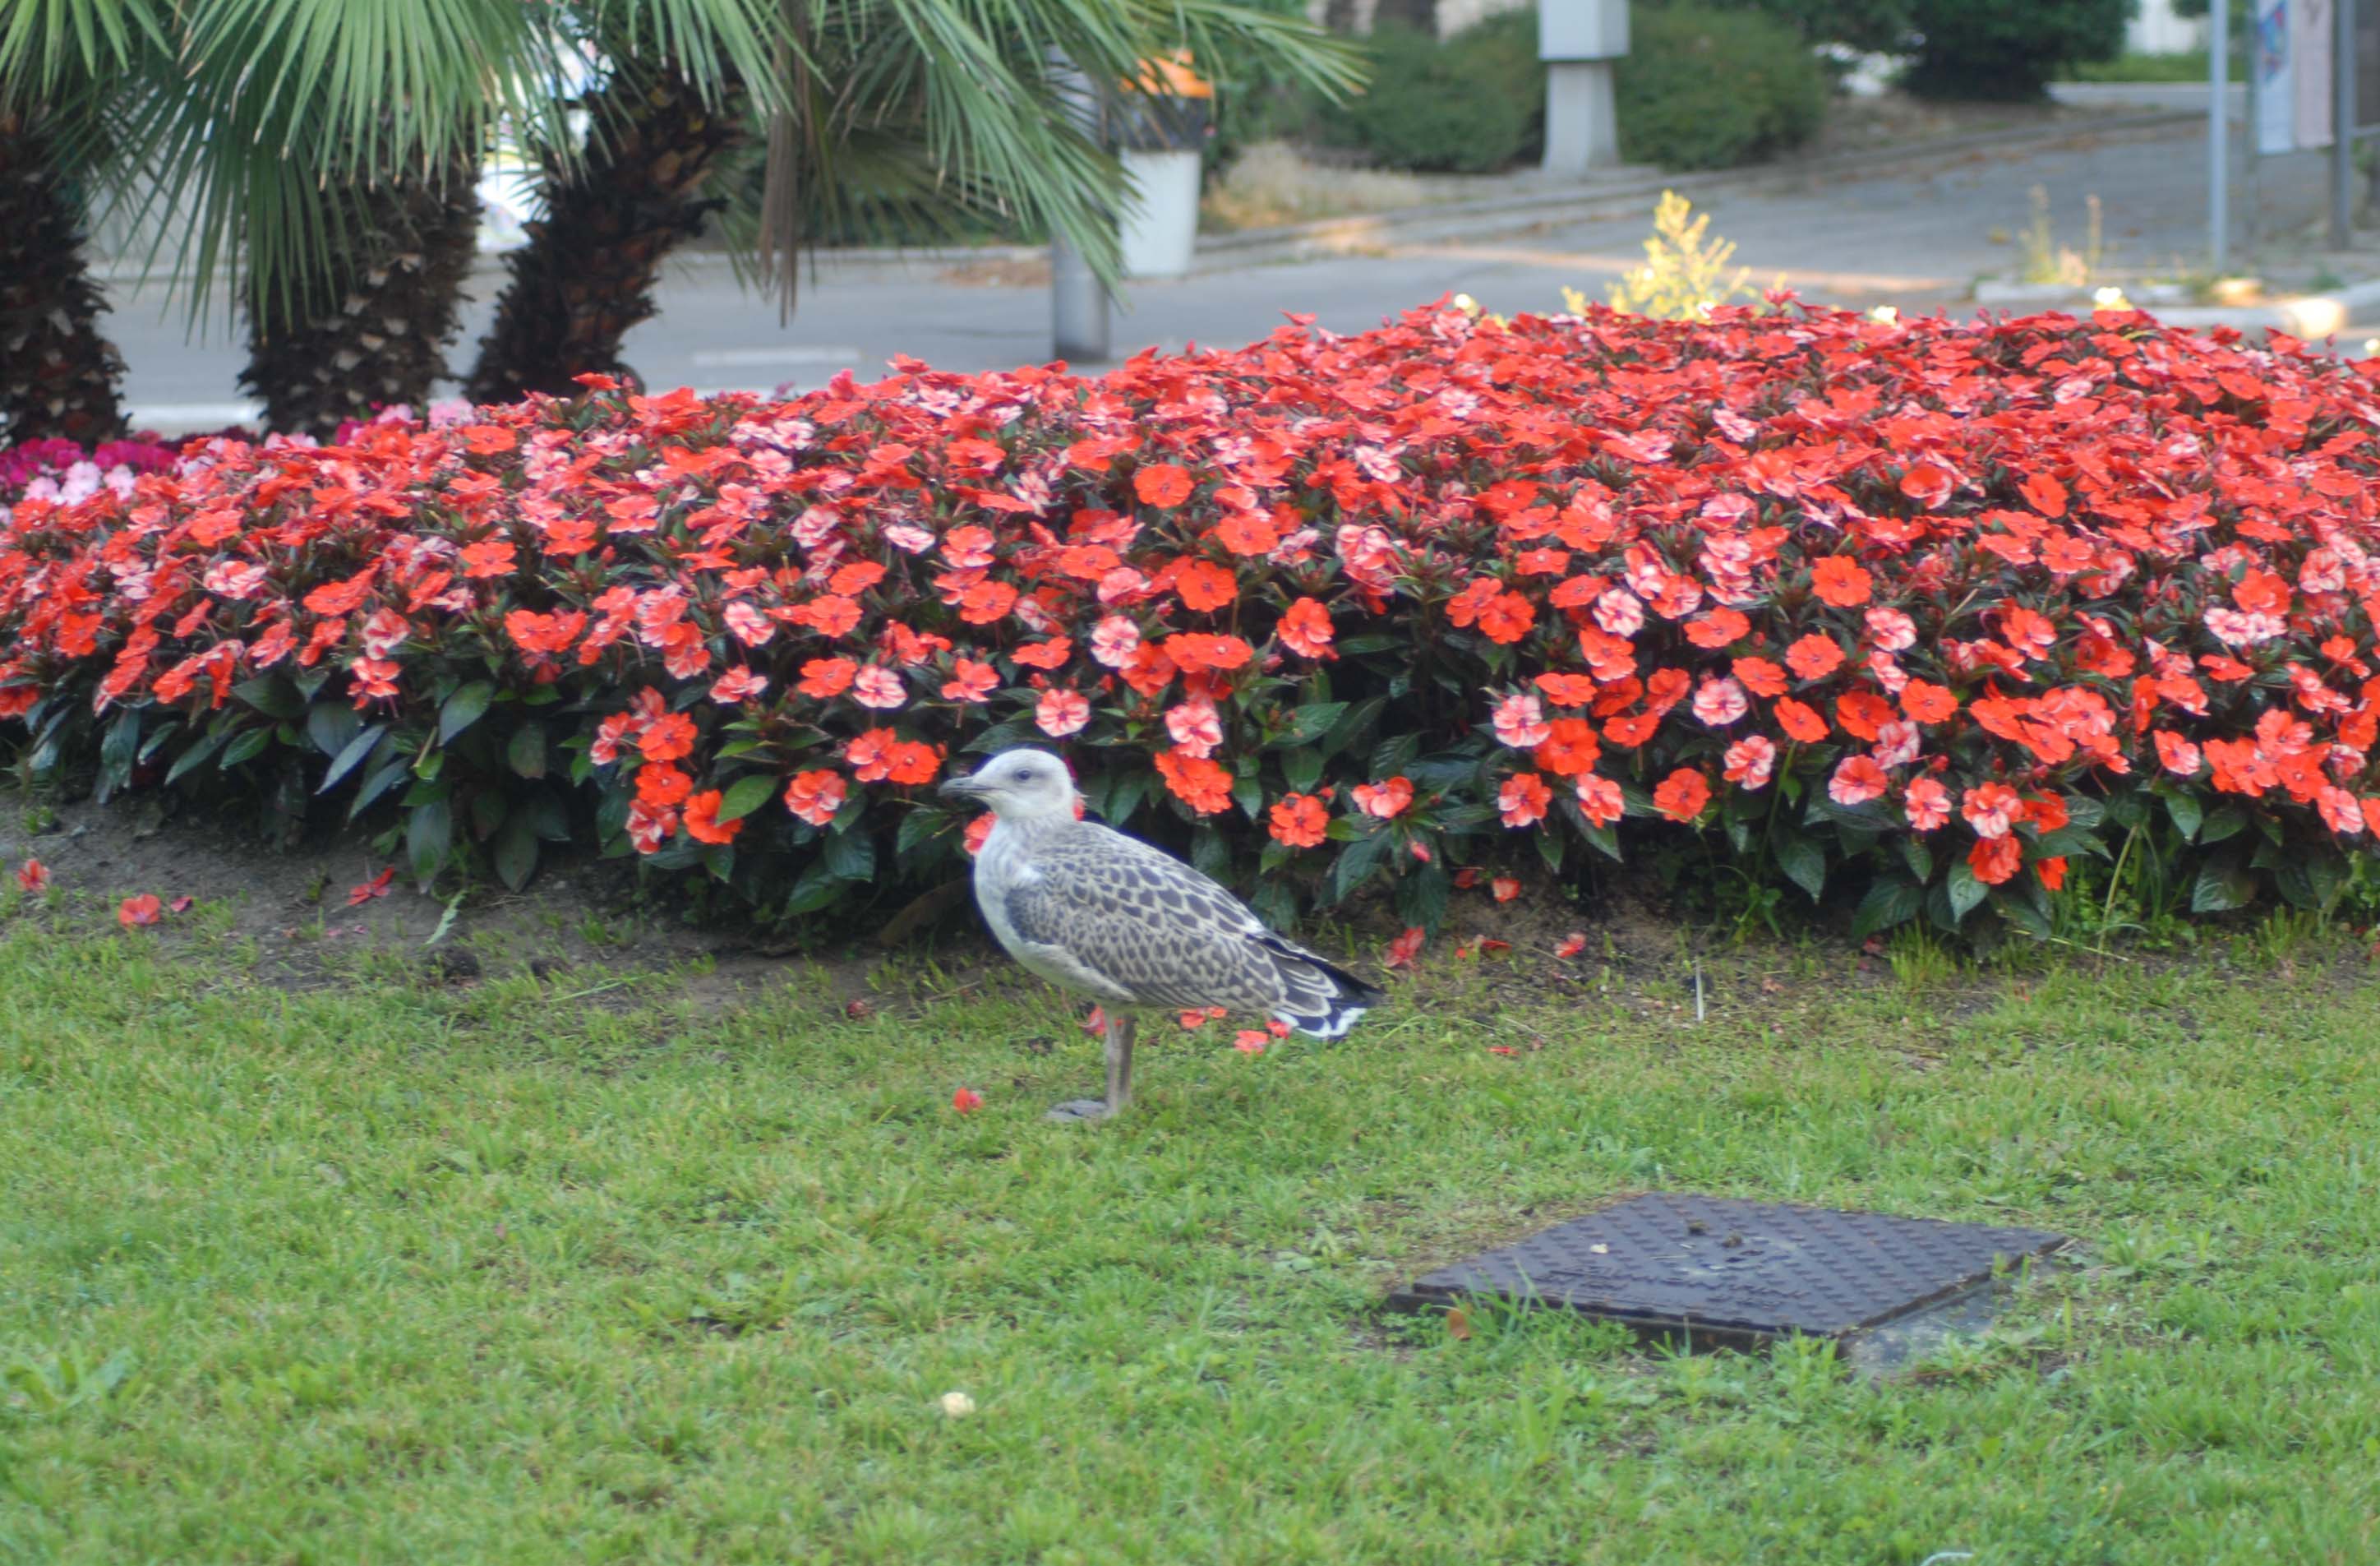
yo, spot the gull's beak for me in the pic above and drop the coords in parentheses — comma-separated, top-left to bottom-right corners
(939, 774, 985, 802)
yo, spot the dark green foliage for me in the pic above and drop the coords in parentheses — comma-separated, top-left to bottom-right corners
(1638, 0, 1912, 53)
(1903, 0, 2134, 101)
(1618, 5, 1829, 171)
(1318, 11, 1544, 173)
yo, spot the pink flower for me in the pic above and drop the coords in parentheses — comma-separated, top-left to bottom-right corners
(1491, 691, 1551, 748)
(1165, 697, 1224, 758)
(1723, 736, 1776, 790)
(1035, 688, 1091, 737)
(709, 667, 768, 704)
(1829, 755, 1889, 806)
(1904, 777, 1951, 833)
(851, 664, 906, 709)
(1961, 783, 2021, 839)
(1575, 774, 1625, 828)
(1352, 777, 1414, 818)
(1691, 677, 1748, 728)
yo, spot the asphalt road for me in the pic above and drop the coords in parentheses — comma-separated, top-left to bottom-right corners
(100, 116, 2353, 432)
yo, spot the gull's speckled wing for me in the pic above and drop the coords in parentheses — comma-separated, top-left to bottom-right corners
(999, 822, 1290, 1014)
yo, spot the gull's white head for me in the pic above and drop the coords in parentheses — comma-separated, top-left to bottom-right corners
(939, 747, 1078, 822)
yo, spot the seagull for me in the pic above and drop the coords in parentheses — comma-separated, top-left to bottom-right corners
(939, 747, 1386, 1122)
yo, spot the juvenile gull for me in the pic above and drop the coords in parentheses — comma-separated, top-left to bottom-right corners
(940, 747, 1386, 1122)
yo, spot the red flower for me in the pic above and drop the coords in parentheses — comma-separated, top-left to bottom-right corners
(2036, 856, 2069, 891)
(1785, 635, 1845, 681)
(1554, 932, 1587, 959)
(952, 1088, 983, 1113)
(347, 867, 395, 906)
(1232, 1029, 1270, 1055)
(1133, 463, 1193, 507)
(1174, 559, 1237, 612)
(1773, 698, 1828, 743)
(1277, 598, 1336, 658)
(1162, 633, 1252, 673)
(1475, 591, 1536, 645)
(1968, 836, 2023, 885)
(1810, 557, 1873, 607)
(942, 658, 998, 704)
(1532, 718, 1601, 777)
(639, 712, 696, 765)
(1904, 777, 1951, 832)
(1383, 927, 1425, 968)
(1900, 680, 1956, 725)
(16, 858, 50, 894)
(1269, 792, 1329, 848)
(1491, 875, 1520, 903)
(118, 894, 163, 928)
(1654, 769, 1710, 823)
(1155, 749, 1233, 814)
(682, 790, 742, 845)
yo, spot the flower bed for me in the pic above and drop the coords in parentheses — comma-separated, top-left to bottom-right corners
(6, 299, 2380, 941)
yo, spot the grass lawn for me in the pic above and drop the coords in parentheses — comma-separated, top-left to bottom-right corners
(3, 894, 2378, 1564)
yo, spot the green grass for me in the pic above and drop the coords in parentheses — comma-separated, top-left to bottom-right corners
(4, 899, 2379, 1564)
(2059, 49, 2219, 85)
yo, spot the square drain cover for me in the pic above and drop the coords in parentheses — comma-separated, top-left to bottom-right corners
(1390, 1192, 2065, 1350)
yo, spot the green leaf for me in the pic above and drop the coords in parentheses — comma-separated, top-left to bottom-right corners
(408, 800, 453, 889)
(1320, 697, 1386, 760)
(492, 811, 538, 892)
(823, 826, 875, 882)
(1395, 857, 1450, 931)
(783, 863, 844, 916)
(1108, 770, 1151, 827)
(1282, 746, 1324, 795)
(2190, 855, 2257, 913)
(165, 728, 232, 785)
(1773, 829, 1826, 903)
(1328, 828, 1395, 904)
(1190, 826, 1232, 881)
(305, 702, 361, 760)
(716, 774, 777, 825)
(896, 808, 951, 861)
(220, 728, 274, 769)
(2163, 790, 2202, 842)
(1851, 875, 1926, 940)
(2198, 805, 2249, 846)
(95, 709, 141, 805)
(506, 724, 547, 780)
(348, 758, 412, 822)
(439, 681, 495, 744)
(1232, 774, 1265, 821)
(1536, 827, 1566, 874)
(1370, 731, 1422, 783)
(1280, 701, 1348, 745)
(1992, 885, 2053, 940)
(232, 675, 305, 720)
(1945, 862, 1987, 924)
(470, 789, 507, 842)
(1899, 834, 1933, 884)
(317, 723, 387, 793)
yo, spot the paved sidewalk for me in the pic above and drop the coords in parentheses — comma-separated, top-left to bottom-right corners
(103, 114, 2367, 431)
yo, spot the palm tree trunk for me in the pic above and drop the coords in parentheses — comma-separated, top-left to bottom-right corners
(241, 150, 480, 438)
(0, 109, 127, 446)
(464, 66, 743, 405)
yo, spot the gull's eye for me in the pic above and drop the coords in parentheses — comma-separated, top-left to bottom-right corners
(1013, 769, 1035, 783)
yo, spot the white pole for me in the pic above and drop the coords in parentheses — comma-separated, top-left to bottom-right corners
(2335, 0, 2357, 246)
(1048, 53, 1111, 364)
(2212, 0, 2231, 272)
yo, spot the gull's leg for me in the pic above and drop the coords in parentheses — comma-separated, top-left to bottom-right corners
(1047, 1009, 1129, 1124)
(1105, 1014, 1136, 1115)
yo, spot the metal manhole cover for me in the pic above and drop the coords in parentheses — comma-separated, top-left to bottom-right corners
(1389, 1192, 2066, 1351)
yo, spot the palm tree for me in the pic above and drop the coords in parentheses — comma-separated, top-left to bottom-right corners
(0, 1, 164, 444)
(12, 0, 1358, 438)
(467, 0, 1365, 402)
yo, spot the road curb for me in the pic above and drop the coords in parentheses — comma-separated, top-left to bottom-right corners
(1974, 276, 2380, 339)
